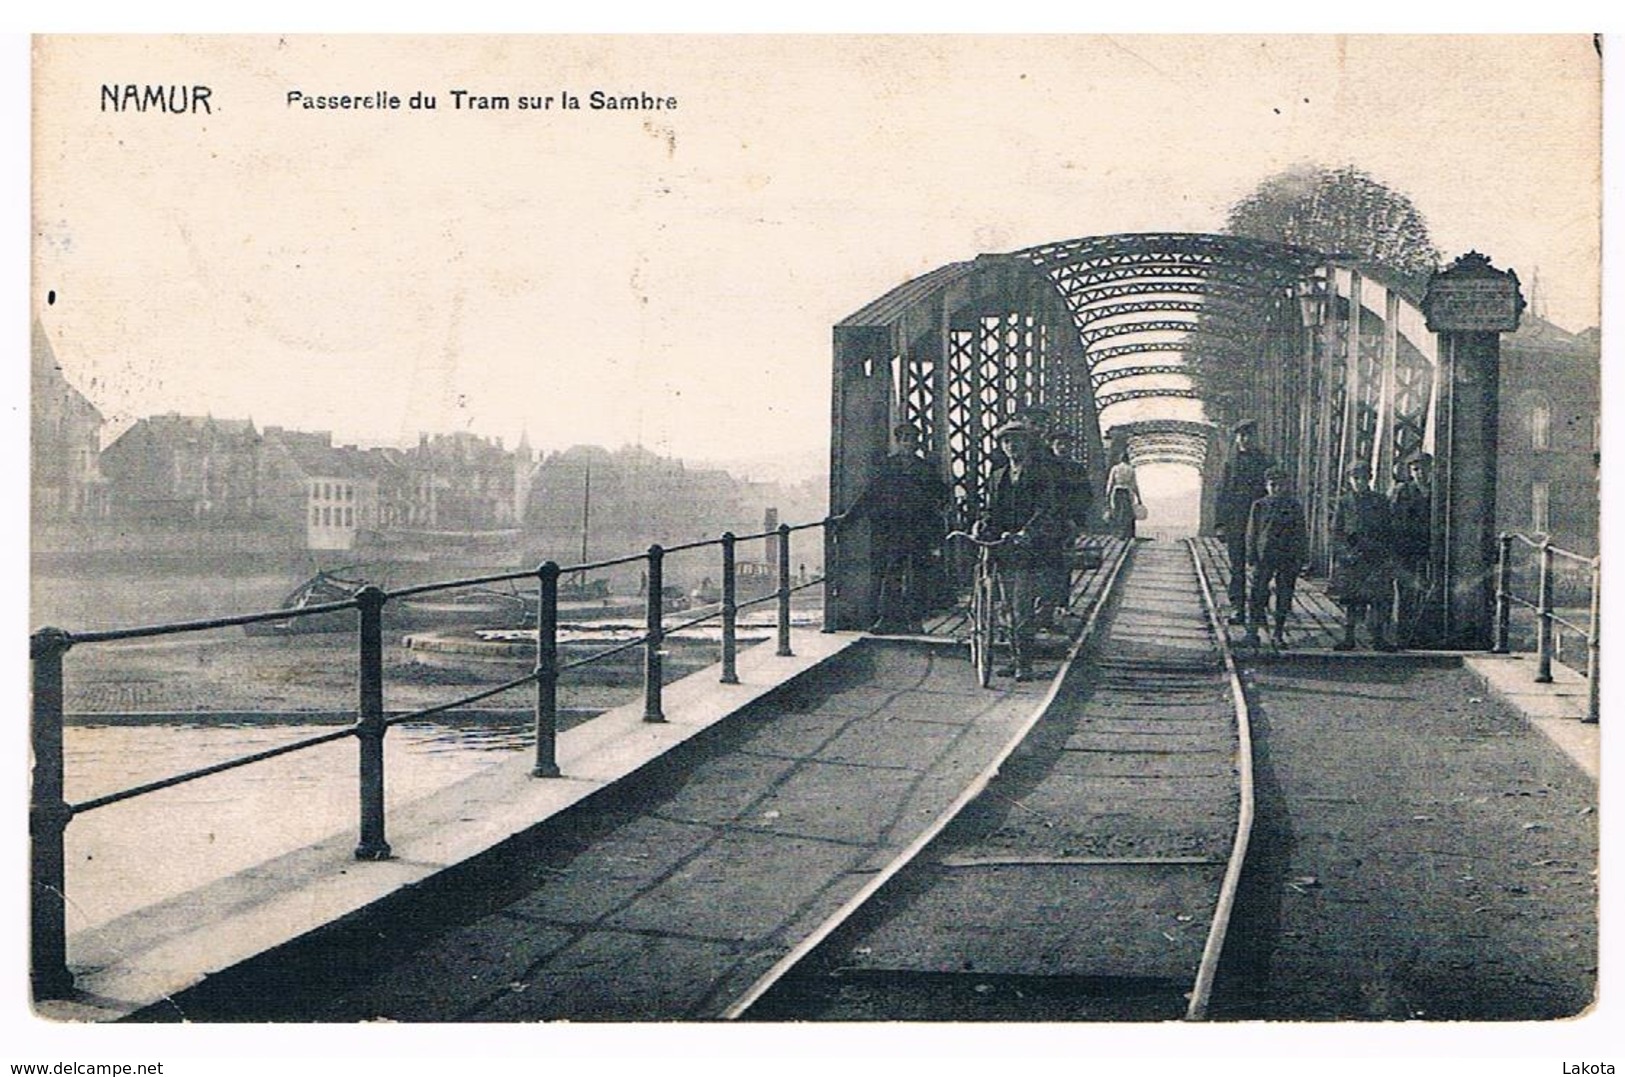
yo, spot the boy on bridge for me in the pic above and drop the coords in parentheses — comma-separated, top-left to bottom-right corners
(1244, 466, 1307, 650)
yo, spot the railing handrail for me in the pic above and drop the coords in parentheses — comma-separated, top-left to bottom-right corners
(35, 514, 846, 642)
(64, 597, 362, 645)
(1502, 530, 1597, 567)
(55, 598, 803, 819)
(29, 514, 837, 999)
(1491, 530, 1600, 727)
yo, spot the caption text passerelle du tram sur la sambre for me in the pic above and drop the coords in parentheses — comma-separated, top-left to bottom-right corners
(99, 84, 679, 114)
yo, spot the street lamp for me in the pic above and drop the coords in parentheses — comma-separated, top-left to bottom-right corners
(1296, 272, 1328, 328)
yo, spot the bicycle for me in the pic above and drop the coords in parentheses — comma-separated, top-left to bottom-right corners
(946, 529, 1020, 688)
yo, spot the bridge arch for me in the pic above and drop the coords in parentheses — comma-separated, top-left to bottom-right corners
(828, 233, 1510, 644)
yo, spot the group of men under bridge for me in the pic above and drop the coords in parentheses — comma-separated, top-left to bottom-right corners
(840, 411, 1438, 671)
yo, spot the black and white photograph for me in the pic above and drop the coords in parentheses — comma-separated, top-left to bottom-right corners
(14, 28, 1614, 1070)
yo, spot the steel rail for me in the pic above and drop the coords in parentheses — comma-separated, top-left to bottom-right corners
(662, 606, 726, 636)
(1549, 611, 1592, 636)
(386, 571, 538, 600)
(69, 599, 359, 643)
(734, 592, 783, 613)
(69, 725, 360, 815)
(1182, 537, 1257, 1022)
(382, 672, 540, 729)
(721, 535, 1136, 1020)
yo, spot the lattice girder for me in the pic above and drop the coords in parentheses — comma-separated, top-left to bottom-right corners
(1064, 279, 1289, 312)
(1096, 386, 1203, 411)
(1091, 362, 1194, 388)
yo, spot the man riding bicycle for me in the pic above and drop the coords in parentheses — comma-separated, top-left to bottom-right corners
(975, 418, 1064, 681)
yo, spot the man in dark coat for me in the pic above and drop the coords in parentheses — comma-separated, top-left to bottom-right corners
(1332, 463, 1396, 652)
(1216, 419, 1275, 623)
(1045, 430, 1094, 538)
(1244, 467, 1308, 648)
(843, 423, 948, 634)
(1390, 451, 1434, 647)
(1042, 430, 1092, 622)
(979, 419, 1062, 679)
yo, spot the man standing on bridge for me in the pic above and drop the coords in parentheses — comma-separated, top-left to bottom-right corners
(840, 422, 948, 634)
(1244, 467, 1307, 649)
(1332, 463, 1397, 652)
(1389, 451, 1434, 647)
(1216, 419, 1274, 625)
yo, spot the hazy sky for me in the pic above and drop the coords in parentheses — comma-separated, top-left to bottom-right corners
(32, 35, 1601, 468)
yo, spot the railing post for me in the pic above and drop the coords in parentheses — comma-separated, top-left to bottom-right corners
(533, 562, 562, 777)
(720, 532, 740, 685)
(30, 627, 76, 1000)
(644, 545, 667, 722)
(1535, 541, 1555, 684)
(1492, 533, 1514, 654)
(354, 587, 392, 860)
(1585, 559, 1600, 725)
(776, 523, 794, 657)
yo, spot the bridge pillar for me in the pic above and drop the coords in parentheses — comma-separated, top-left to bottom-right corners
(1423, 253, 1526, 649)
(828, 325, 893, 631)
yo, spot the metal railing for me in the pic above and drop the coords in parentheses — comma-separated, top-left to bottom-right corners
(1491, 532, 1599, 725)
(29, 516, 838, 999)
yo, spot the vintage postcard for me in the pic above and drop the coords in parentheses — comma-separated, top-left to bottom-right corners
(18, 32, 1611, 1069)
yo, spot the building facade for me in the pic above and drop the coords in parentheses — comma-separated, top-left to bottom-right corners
(100, 413, 264, 524)
(31, 320, 108, 522)
(1496, 316, 1599, 556)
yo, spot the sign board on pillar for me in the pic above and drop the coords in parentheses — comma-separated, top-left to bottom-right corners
(1421, 251, 1526, 334)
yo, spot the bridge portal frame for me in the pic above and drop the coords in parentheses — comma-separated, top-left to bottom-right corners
(829, 235, 1520, 647)
(827, 254, 1095, 631)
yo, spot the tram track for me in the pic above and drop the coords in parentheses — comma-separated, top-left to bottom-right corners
(732, 538, 1253, 1021)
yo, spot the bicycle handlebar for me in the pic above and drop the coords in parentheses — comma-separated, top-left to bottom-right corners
(945, 529, 1016, 549)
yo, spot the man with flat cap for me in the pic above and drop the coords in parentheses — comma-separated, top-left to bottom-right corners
(1244, 466, 1307, 649)
(978, 418, 1063, 679)
(841, 422, 948, 634)
(1215, 419, 1275, 623)
(1390, 450, 1434, 647)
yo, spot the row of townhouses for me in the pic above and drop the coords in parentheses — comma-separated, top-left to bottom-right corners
(31, 322, 808, 561)
(34, 320, 529, 552)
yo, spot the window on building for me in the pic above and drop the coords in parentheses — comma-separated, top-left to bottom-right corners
(1531, 480, 1551, 535)
(322, 506, 331, 526)
(1529, 398, 1551, 451)
(312, 506, 319, 526)
(344, 507, 353, 527)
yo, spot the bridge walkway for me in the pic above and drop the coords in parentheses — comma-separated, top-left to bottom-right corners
(1190, 536, 1597, 780)
(116, 544, 1127, 1022)
(1189, 536, 1349, 651)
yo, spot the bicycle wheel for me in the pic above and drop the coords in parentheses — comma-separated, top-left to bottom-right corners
(972, 564, 996, 688)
